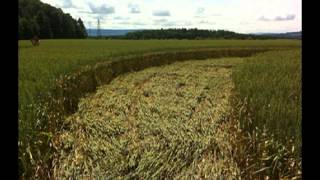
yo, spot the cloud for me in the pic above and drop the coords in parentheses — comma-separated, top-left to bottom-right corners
(117, 20, 146, 26)
(184, 21, 192, 26)
(195, 15, 207, 18)
(153, 10, 170, 16)
(128, 3, 141, 14)
(197, 7, 205, 14)
(61, 0, 76, 8)
(259, 14, 296, 21)
(152, 19, 176, 26)
(199, 20, 209, 24)
(163, 22, 176, 26)
(239, 22, 253, 25)
(258, 16, 270, 21)
(118, 21, 131, 25)
(157, 20, 192, 27)
(199, 20, 216, 25)
(130, 8, 140, 14)
(88, 3, 115, 14)
(78, 10, 92, 14)
(275, 14, 295, 21)
(92, 15, 106, 21)
(153, 19, 168, 23)
(39, 0, 301, 33)
(132, 22, 146, 26)
(195, 13, 220, 18)
(114, 16, 130, 20)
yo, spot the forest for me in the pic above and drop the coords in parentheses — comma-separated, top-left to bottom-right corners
(18, 0, 87, 39)
(122, 28, 271, 40)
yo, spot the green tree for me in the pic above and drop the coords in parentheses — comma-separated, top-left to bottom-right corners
(74, 19, 81, 38)
(77, 18, 88, 38)
(19, 18, 34, 39)
(36, 11, 53, 39)
(61, 14, 76, 38)
(48, 9, 63, 38)
(30, 18, 40, 37)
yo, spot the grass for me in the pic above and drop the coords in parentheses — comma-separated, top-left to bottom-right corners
(18, 39, 301, 178)
(51, 49, 302, 178)
(233, 49, 301, 148)
(19, 39, 300, 109)
(232, 49, 301, 178)
(52, 58, 242, 178)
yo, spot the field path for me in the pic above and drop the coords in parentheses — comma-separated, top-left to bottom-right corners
(53, 58, 243, 179)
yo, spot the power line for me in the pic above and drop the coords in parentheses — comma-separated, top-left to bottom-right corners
(97, 18, 101, 38)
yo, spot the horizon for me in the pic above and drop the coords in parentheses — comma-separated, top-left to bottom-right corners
(40, 0, 301, 34)
(85, 28, 302, 34)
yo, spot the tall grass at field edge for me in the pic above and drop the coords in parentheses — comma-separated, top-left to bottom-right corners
(231, 49, 301, 178)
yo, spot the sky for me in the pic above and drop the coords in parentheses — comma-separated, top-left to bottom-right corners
(40, 0, 301, 33)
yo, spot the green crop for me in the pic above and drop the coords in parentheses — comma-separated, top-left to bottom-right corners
(18, 39, 301, 178)
(232, 49, 301, 179)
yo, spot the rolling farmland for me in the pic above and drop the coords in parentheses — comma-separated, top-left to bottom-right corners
(18, 40, 301, 179)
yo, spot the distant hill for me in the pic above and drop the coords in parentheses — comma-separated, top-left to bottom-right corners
(86, 28, 302, 40)
(87, 29, 143, 37)
(254, 31, 301, 39)
(122, 28, 271, 40)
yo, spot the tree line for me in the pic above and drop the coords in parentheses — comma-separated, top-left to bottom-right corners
(122, 28, 272, 40)
(19, 0, 87, 39)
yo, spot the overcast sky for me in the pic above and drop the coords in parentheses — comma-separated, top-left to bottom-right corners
(40, 0, 301, 33)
